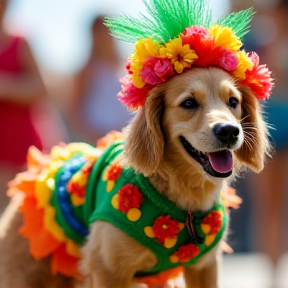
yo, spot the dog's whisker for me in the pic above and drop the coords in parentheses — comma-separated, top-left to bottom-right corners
(243, 131, 259, 150)
(240, 115, 250, 123)
(243, 136, 254, 151)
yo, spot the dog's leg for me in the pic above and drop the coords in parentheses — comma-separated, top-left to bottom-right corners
(80, 221, 158, 288)
(184, 260, 218, 288)
(183, 245, 221, 288)
(0, 195, 74, 288)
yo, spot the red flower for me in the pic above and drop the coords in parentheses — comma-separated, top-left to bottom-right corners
(82, 161, 94, 175)
(118, 76, 151, 110)
(140, 57, 174, 85)
(152, 215, 179, 244)
(67, 182, 86, 198)
(202, 211, 222, 234)
(118, 184, 143, 213)
(241, 52, 273, 100)
(174, 243, 200, 263)
(106, 163, 122, 181)
(180, 25, 222, 67)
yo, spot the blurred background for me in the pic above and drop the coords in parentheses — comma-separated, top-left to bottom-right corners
(0, 0, 288, 287)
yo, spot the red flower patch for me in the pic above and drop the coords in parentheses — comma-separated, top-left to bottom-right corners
(202, 211, 222, 234)
(152, 215, 179, 244)
(118, 184, 143, 213)
(67, 182, 86, 198)
(106, 163, 122, 181)
(174, 243, 200, 263)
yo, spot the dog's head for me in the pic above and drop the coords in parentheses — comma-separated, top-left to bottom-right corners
(124, 67, 270, 182)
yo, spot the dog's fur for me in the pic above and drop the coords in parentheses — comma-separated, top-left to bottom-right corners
(0, 67, 270, 288)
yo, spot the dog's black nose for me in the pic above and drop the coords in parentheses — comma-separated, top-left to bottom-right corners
(213, 123, 239, 146)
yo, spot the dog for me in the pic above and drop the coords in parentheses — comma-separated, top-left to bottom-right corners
(0, 67, 270, 288)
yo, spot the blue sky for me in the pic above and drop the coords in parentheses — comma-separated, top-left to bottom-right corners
(5, 0, 230, 74)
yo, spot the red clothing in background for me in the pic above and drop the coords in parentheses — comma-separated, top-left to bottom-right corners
(0, 36, 42, 166)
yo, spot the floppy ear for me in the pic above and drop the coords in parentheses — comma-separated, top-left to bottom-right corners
(124, 87, 165, 175)
(235, 86, 271, 173)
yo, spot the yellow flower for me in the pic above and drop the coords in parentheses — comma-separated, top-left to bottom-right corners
(130, 38, 160, 88)
(209, 24, 242, 52)
(232, 51, 253, 80)
(134, 38, 159, 62)
(160, 38, 198, 74)
(131, 61, 146, 88)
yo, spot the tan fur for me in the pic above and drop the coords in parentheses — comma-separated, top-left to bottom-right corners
(0, 67, 269, 288)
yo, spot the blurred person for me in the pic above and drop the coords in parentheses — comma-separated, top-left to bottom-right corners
(229, 0, 288, 265)
(0, 0, 64, 212)
(71, 15, 131, 144)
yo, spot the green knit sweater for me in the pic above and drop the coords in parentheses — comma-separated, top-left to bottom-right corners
(52, 140, 228, 276)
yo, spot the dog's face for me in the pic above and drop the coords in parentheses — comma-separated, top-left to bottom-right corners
(162, 68, 244, 179)
(124, 67, 269, 182)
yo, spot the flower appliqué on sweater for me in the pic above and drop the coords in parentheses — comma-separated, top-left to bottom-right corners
(201, 210, 223, 246)
(111, 184, 143, 221)
(102, 162, 123, 192)
(144, 215, 185, 248)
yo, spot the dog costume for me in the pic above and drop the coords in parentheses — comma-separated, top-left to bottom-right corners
(9, 0, 273, 285)
(9, 135, 228, 281)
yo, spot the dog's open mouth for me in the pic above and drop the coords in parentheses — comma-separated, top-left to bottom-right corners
(180, 136, 233, 178)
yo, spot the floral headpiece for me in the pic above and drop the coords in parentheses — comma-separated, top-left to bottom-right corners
(105, 0, 273, 110)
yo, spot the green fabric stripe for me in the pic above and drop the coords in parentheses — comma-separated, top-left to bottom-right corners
(84, 141, 124, 227)
(51, 153, 87, 244)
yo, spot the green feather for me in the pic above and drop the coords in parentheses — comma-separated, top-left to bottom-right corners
(105, 0, 254, 44)
(217, 7, 255, 39)
(105, 0, 212, 44)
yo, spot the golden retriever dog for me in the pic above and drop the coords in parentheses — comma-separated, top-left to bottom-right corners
(0, 67, 269, 288)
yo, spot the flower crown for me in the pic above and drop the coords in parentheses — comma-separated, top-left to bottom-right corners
(105, 0, 273, 110)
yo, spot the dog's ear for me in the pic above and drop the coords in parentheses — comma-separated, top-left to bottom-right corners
(124, 87, 165, 175)
(235, 86, 271, 172)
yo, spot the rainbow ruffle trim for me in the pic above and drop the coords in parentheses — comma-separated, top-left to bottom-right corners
(8, 143, 101, 278)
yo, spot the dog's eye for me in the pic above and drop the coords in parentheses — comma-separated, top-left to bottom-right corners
(228, 97, 238, 109)
(180, 98, 199, 109)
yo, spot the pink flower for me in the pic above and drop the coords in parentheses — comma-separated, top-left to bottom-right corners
(117, 76, 150, 109)
(181, 25, 209, 43)
(180, 25, 222, 67)
(140, 57, 174, 86)
(241, 52, 273, 100)
(218, 49, 238, 71)
(154, 58, 175, 81)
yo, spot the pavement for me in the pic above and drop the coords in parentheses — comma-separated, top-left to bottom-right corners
(222, 253, 288, 288)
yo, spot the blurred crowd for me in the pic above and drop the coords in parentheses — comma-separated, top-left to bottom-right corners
(0, 0, 288, 284)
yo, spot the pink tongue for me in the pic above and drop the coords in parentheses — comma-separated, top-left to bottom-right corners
(207, 150, 233, 173)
